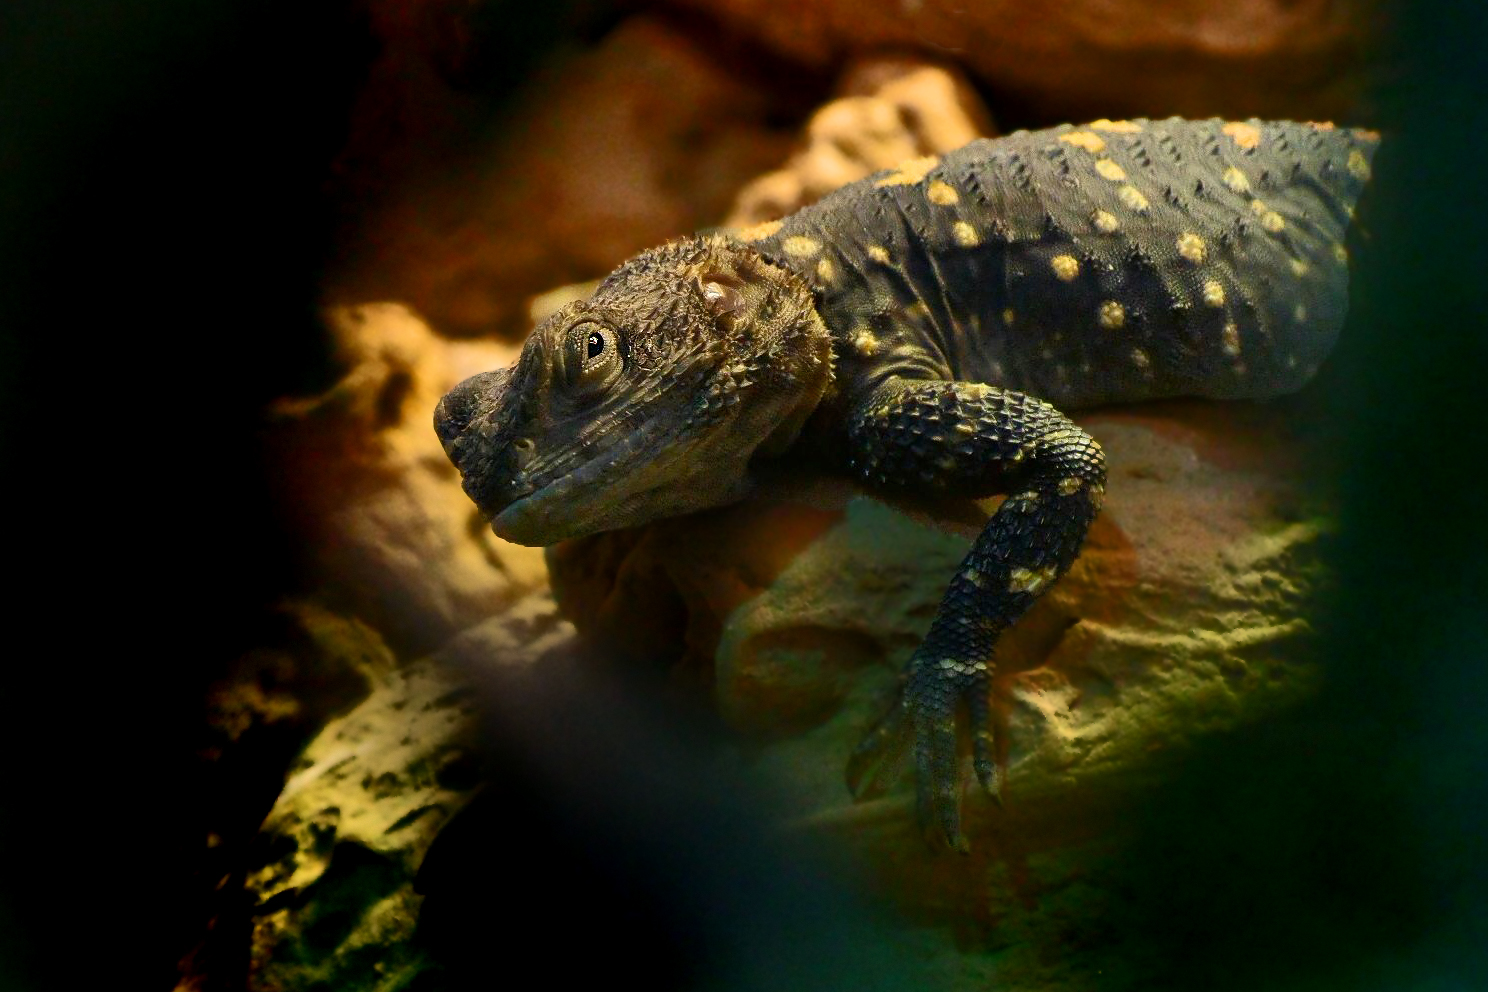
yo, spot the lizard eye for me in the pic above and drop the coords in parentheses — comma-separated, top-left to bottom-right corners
(565, 320, 623, 394)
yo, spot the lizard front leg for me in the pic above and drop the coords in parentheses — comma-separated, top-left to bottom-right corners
(842, 378, 1106, 850)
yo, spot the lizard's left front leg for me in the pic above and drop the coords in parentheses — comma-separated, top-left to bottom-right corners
(842, 378, 1105, 851)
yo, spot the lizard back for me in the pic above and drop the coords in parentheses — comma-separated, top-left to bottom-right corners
(733, 118, 1378, 410)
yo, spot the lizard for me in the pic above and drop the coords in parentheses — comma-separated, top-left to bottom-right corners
(433, 117, 1379, 851)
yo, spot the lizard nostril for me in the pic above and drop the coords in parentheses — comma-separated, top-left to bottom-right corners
(512, 438, 534, 452)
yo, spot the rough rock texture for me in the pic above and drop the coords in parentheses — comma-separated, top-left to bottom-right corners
(547, 400, 1331, 988)
(244, 593, 573, 992)
(655, 0, 1376, 124)
(326, 15, 800, 339)
(725, 57, 996, 227)
(270, 303, 547, 655)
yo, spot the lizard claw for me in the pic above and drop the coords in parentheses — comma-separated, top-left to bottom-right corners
(847, 647, 996, 851)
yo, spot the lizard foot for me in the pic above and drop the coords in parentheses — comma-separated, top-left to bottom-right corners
(846, 647, 1000, 852)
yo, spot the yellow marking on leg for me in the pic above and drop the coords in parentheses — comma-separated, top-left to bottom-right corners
(1347, 149, 1372, 181)
(953, 221, 979, 248)
(816, 257, 837, 284)
(873, 155, 940, 187)
(1118, 185, 1150, 212)
(1177, 232, 1207, 264)
(1007, 565, 1058, 595)
(1098, 300, 1125, 329)
(1060, 130, 1106, 153)
(927, 180, 959, 205)
(1058, 476, 1084, 495)
(1222, 166, 1250, 193)
(1051, 254, 1079, 281)
(1091, 209, 1119, 233)
(1223, 121, 1261, 149)
(852, 330, 880, 357)
(783, 235, 820, 257)
(736, 219, 781, 241)
(1002, 307, 1015, 326)
(1091, 119, 1143, 133)
(1222, 320, 1241, 356)
(1202, 280, 1226, 306)
(1094, 158, 1127, 181)
(867, 244, 891, 264)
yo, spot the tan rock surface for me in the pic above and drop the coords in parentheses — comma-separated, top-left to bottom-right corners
(726, 57, 996, 226)
(654, 0, 1375, 123)
(244, 592, 573, 992)
(548, 399, 1331, 984)
(270, 303, 547, 655)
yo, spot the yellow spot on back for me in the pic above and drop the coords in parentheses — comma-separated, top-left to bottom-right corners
(1177, 232, 1207, 264)
(873, 154, 940, 187)
(736, 219, 781, 242)
(1118, 185, 1150, 211)
(1202, 279, 1226, 306)
(852, 330, 879, 357)
(816, 257, 836, 283)
(927, 180, 959, 205)
(1250, 199, 1285, 232)
(783, 235, 819, 257)
(1222, 166, 1250, 193)
(1094, 158, 1127, 181)
(1002, 307, 1015, 325)
(1051, 254, 1079, 281)
(1221, 321, 1241, 356)
(1091, 209, 1119, 233)
(1347, 148, 1372, 181)
(953, 221, 979, 248)
(1223, 121, 1262, 149)
(1060, 130, 1106, 153)
(1290, 258, 1310, 276)
(1091, 119, 1143, 133)
(866, 244, 890, 264)
(1098, 300, 1125, 329)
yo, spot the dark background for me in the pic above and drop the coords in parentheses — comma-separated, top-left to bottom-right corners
(1, 0, 1485, 988)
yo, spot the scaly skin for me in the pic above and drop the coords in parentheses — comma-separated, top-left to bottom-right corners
(434, 118, 1379, 850)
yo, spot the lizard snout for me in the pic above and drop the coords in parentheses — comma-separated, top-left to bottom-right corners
(434, 369, 508, 448)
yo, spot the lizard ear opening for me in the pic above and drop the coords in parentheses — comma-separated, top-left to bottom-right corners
(699, 276, 745, 329)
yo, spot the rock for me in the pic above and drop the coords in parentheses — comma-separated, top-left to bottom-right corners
(653, 0, 1373, 124)
(547, 399, 1331, 988)
(269, 303, 547, 656)
(244, 592, 574, 992)
(726, 56, 995, 227)
(326, 16, 798, 338)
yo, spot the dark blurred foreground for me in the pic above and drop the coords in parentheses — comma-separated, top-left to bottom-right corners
(2, 1, 1486, 989)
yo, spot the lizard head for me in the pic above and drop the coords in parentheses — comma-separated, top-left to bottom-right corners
(434, 235, 833, 546)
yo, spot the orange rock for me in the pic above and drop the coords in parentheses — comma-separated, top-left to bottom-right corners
(653, 0, 1375, 123)
(548, 398, 1331, 955)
